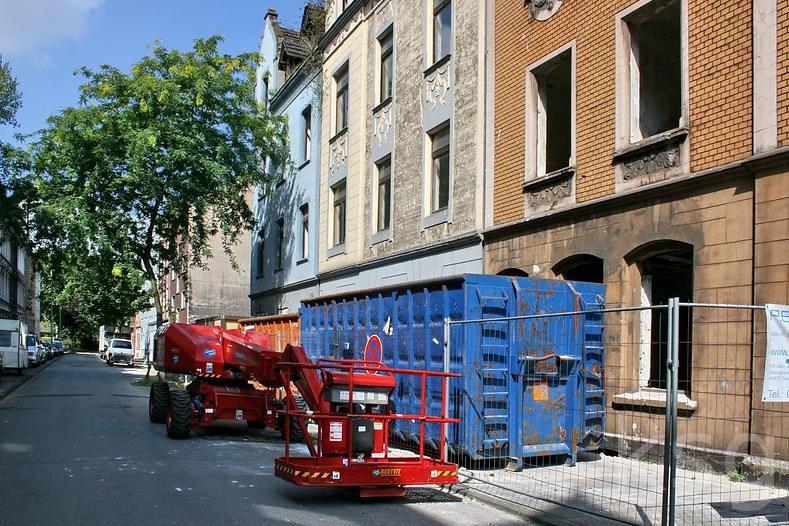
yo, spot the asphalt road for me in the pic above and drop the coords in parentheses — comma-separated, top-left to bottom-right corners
(0, 352, 521, 525)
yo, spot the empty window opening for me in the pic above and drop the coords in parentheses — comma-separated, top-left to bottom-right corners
(553, 254, 604, 284)
(533, 50, 572, 175)
(496, 268, 529, 278)
(376, 157, 392, 232)
(636, 245, 693, 393)
(626, 0, 681, 140)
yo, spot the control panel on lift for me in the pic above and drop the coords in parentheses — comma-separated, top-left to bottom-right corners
(319, 370, 396, 456)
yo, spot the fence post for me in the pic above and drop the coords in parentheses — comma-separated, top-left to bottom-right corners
(661, 299, 676, 526)
(668, 298, 680, 526)
(443, 317, 451, 462)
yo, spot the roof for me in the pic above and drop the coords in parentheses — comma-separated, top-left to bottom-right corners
(279, 28, 311, 62)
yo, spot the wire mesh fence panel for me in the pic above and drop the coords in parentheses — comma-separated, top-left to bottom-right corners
(446, 304, 789, 526)
(670, 304, 789, 525)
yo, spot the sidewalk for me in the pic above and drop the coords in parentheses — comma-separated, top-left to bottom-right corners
(449, 452, 789, 525)
(0, 352, 63, 401)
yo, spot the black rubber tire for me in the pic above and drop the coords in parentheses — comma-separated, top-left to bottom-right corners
(166, 389, 193, 439)
(278, 396, 307, 443)
(149, 381, 170, 423)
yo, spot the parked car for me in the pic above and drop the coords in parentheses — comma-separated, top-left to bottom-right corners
(26, 334, 44, 366)
(41, 341, 53, 361)
(52, 340, 64, 356)
(106, 338, 134, 367)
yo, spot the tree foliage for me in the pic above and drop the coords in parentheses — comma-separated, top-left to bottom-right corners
(31, 36, 288, 324)
(0, 55, 31, 244)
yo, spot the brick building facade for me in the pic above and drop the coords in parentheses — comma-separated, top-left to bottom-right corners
(486, 0, 789, 458)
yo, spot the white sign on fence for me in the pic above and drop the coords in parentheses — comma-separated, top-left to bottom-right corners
(763, 304, 789, 402)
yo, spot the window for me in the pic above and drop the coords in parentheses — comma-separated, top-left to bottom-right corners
(335, 66, 349, 134)
(376, 157, 392, 232)
(301, 106, 311, 164)
(256, 230, 265, 276)
(262, 75, 270, 109)
(379, 30, 393, 103)
(432, 0, 452, 63)
(628, 242, 693, 394)
(553, 254, 604, 284)
(623, 0, 681, 141)
(300, 205, 309, 260)
(429, 125, 450, 213)
(0, 330, 12, 347)
(530, 49, 572, 176)
(276, 218, 285, 270)
(332, 181, 347, 247)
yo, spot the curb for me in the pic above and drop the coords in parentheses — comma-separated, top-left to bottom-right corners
(0, 353, 63, 402)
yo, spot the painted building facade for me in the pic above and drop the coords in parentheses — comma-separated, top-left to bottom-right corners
(314, 0, 486, 297)
(250, 6, 324, 315)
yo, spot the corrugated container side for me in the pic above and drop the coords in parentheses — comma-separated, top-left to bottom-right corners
(299, 274, 605, 463)
(239, 313, 300, 353)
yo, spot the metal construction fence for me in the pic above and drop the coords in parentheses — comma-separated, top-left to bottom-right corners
(442, 301, 789, 525)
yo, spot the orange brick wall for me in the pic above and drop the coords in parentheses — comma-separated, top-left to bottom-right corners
(493, 1, 754, 225)
(778, 0, 789, 146)
(688, 1, 752, 172)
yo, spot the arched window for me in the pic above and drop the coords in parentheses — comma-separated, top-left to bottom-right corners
(625, 241, 693, 393)
(496, 267, 529, 278)
(552, 254, 604, 283)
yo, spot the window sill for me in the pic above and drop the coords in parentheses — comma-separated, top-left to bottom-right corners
(330, 127, 348, 144)
(274, 267, 284, 273)
(372, 96, 393, 114)
(327, 244, 346, 259)
(296, 257, 308, 265)
(422, 208, 449, 229)
(612, 388, 698, 414)
(370, 228, 391, 246)
(424, 53, 451, 77)
(298, 159, 311, 171)
(613, 127, 689, 163)
(255, 273, 265, 279)
(522, 166, 575, 192)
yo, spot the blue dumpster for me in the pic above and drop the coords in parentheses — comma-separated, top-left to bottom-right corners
(299, 274, 605, 464)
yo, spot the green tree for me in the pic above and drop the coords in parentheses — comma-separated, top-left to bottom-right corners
(31, 36, 288, 325)
(0, 55, 31, 244)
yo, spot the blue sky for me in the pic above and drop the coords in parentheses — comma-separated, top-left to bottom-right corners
(0, 0, 305, 145)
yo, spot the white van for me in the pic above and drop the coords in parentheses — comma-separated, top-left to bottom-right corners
(0, 319, 28, 374)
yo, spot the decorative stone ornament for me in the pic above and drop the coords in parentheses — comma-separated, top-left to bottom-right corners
(526, 0, 564, 21)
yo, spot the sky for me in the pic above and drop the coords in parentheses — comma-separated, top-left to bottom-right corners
(0, 0, 305, 145)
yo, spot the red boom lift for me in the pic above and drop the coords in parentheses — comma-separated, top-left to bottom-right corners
(149, 323, 460, 496)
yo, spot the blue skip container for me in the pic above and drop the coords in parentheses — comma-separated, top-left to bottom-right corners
(299, 274, 605, 465)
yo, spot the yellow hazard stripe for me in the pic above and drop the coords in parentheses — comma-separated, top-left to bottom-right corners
(276, 464, 332, 479)
(196, 373, 222, 378)
(435, 470, 457, 477)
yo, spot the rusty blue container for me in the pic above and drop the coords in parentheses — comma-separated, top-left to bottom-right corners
(299, 274, 605, 464)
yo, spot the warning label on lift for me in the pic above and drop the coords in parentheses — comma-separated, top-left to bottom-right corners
(329, 421, 343, 441)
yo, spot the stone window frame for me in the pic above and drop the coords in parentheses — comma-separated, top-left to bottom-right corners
(613, 0, 690, 186)
(255, 229, 265, 278)
(422, 121, 452, 229)
(328, 179, 347, 258)
(298, 204, 309, 264)
(431, 0, 452, 66)
(523, 41, 577, 184)
(333, 63, 350, 136)
(371, 155, 393, 245)
(377, 25, 394, 106)
(300, 105, 312, 169)
(275, 217, 285, 271)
